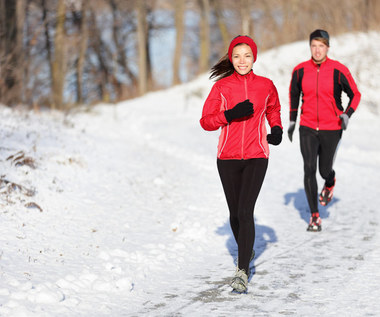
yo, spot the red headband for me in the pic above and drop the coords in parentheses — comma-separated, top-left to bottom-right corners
(228, 36, 257, 63)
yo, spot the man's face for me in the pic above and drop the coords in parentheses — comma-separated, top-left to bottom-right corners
(310, 39, 329, 64)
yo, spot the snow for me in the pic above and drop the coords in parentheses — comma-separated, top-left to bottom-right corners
(1, 31, 380, 316)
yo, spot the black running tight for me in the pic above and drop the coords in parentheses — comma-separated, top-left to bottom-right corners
(217, 158, 268, 273)
(299, 126, 342, 214)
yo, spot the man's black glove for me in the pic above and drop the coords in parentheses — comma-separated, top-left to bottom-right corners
(224, 99, 254, 123)
(339, 113, 349, 130)
(267, 126, 283, 145)
(288, 121, 296, 142)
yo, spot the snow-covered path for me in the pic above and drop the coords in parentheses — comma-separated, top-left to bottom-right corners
(1, 32, 380, 316)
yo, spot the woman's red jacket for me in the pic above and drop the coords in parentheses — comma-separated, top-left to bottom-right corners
(200, 71, 282, 160)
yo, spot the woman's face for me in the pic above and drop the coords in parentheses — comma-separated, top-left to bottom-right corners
(231, 44, 254, 75)
(310, 39, 329, 64)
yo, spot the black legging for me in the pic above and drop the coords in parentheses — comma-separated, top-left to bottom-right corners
(299, 126, 342, 214)
(217, 158, 268, 273)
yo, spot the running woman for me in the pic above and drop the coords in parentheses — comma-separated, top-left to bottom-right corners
(200, 35, 282, 293)
(288, 29, 361, 231)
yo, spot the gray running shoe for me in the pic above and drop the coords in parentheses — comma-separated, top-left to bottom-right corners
(230, 268, 248, 293)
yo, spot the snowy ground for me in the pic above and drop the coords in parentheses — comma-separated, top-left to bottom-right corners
(1, 31, 380, 316)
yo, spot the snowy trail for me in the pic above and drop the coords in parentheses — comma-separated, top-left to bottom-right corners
(1, 32, 380, 316)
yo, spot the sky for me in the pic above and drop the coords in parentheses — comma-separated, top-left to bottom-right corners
(0, 31, 380, 316)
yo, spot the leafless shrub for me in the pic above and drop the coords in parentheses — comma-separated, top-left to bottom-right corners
(25, 202, 43, 212)
(0, 178, 36, 197)
(6, 151, 36, 169)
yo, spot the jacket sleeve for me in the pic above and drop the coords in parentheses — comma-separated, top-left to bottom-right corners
(266, 81, 283, 129)
(200, 84, 228, 131)
(289, 67, 304, 122)
(340, 69, 361, 117)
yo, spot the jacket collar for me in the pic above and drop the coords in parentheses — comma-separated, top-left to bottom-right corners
(232, 70, 256, 81)
(310, 56, 330, 68)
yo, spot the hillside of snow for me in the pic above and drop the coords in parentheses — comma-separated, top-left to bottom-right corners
(1, 31, 380, 316)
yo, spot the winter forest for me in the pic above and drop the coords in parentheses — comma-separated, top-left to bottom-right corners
(1, 0, 380, 109)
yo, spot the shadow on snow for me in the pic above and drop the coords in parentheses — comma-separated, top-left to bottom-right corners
(216, 218, 277, 281)
(215, 188, 339, 282)
(284, 188, 340, 223)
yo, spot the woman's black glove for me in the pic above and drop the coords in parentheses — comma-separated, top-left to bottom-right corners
(267, 126, 283, 145)
(224, 99, 254, 123)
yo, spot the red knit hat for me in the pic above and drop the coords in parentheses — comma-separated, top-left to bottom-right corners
(228, 35, 257, 63)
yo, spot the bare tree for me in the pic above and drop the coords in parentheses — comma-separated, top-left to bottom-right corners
(88, 8, 111, 102)
(241, 0, 251, 35)
(75, 0, 89, 104)
(50, 0, 66, 109)
(211, 0, 230, 51)
(172, 0, 185, 85)
(198, 0, 210, 74)
(0, 0, 25, 106)
(109, 0, 137, 100)
(137, 0, 148, 95)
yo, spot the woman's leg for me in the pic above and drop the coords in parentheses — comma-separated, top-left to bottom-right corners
(217, 159, 243, 243)
(236, 158, 268, 272)
(217, 158, 268, 273)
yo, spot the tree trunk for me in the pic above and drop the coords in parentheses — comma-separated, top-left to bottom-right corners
(0, 0, 25, 106)
(51, 0, 66, 109)
(110, 0, 137, 100)
(76, 0, 89, 104)
(364, 0, 370, 31)
(136, 0, 148, 96)
(89, 9, 110, 102)
(198, 0, 210, 74)
(172, 0, 185, 85)
(241, 0, 251, 35)
(212, 0, 229, 51)
(42, 0, 52, 80)
(283, 0, 299, 43)
(146, 5, 154, 91)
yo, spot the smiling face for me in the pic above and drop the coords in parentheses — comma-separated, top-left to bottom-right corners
(231, 43, 254, 75)
(310, 39, 329, 64)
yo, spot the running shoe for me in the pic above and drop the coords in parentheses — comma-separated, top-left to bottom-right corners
(319, 178, 336, 206)
(230, 268, 248, 293)
(307, 212, 322, 232)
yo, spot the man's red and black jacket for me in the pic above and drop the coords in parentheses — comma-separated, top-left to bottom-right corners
(289, 57, 361, 130)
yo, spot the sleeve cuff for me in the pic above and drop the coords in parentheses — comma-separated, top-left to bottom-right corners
(346, 107, 354, 118)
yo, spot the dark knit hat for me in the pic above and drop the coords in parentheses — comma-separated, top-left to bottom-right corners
(309, 29, 330, 46)
(228, 35, 257, 63)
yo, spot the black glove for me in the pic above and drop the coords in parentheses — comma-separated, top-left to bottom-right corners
(288, 121, 296, 142)
(224, 99, 254, 123)
(267, 126, 283, 145)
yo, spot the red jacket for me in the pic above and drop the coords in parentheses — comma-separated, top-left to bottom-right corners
(200, 71, 282, 160)
(289, 57, 361, 130)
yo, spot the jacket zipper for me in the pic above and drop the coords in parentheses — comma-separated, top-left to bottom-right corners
(241, 77, 248, 159)
(316, 65, 320, 131)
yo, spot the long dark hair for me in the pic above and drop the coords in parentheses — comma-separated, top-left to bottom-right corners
(209, 53, 235, 81)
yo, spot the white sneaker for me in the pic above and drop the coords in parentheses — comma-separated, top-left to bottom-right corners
(230, 268, 248, 293)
